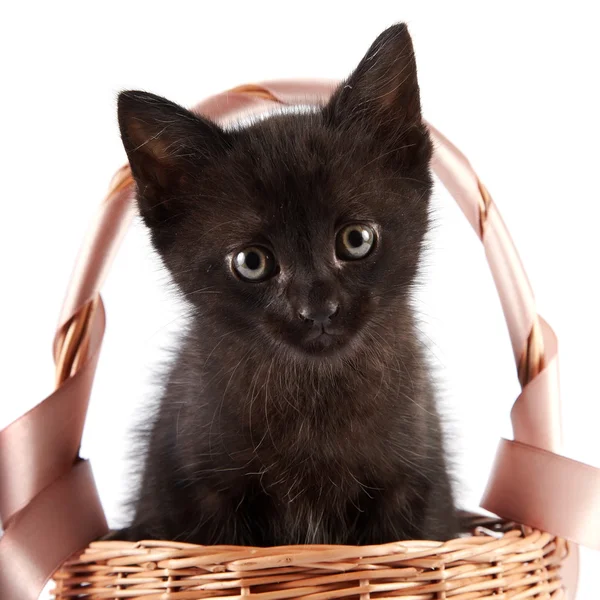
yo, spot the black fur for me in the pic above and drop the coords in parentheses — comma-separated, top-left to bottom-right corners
(113, 23, 458, 545)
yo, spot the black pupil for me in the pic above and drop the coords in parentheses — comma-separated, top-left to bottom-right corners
(347, 229, 364, 248)
(245, 251, 261, 270)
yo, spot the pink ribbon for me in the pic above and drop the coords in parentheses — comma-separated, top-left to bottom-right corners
(1, 81, 598, 600)
(0, 169, 134, 599)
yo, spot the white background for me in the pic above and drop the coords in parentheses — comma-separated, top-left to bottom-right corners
(1, 1, 598, 598)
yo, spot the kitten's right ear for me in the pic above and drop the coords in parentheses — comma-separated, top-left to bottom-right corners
(323, 24, 430, 171)
(118, 91, 231, 228)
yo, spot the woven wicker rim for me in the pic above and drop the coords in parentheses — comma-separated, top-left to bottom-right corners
(53, 524, 567, 599)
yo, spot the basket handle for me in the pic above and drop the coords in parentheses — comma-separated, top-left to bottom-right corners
(1, 80, 599, 600)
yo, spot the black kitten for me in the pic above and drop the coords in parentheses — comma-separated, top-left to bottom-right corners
(114, 23, 458, 545)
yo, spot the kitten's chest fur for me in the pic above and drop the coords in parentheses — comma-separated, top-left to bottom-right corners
(129, 323, 455, 545)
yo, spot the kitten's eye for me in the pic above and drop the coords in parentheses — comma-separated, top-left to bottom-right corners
(232, 246, 276, 282)
(336, 224, 376, 260)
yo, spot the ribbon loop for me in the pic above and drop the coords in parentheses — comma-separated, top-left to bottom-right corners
(0, 460, 107, 600)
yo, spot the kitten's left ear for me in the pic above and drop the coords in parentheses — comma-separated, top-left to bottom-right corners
(324, 24, 430, 167)
(118, 90, 231, 229)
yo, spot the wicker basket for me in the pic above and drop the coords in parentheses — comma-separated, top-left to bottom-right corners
(53, 525, 569, 599)
(1, 80, 599, 600)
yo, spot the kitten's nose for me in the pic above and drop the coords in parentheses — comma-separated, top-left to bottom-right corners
(297, 301, 339, 325)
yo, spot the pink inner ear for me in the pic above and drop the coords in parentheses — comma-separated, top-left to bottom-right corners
(127, 119, 173, 163)
(125, 119, 192, 194)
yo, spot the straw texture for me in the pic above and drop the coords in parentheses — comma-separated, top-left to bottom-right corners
(53, 521, 567, 599)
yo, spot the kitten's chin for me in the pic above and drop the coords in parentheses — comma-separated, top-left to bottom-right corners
(300, 332, 347, 356)
(285, 328, 367, 361)
(264, 321, 363, 361)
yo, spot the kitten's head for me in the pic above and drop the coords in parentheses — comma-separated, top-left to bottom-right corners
(118, 24, 431, 361)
